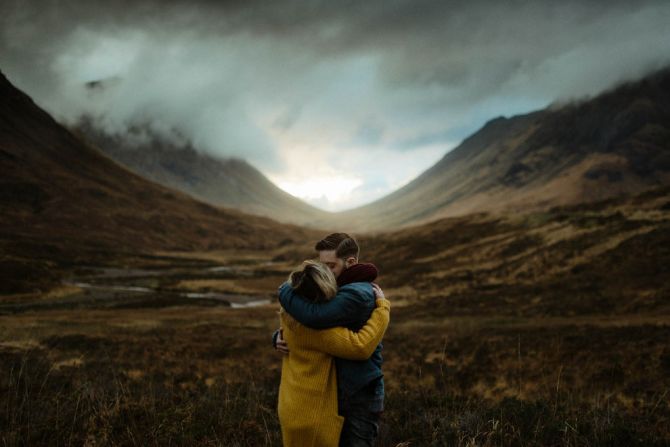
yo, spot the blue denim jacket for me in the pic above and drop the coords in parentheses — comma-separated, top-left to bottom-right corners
(277, 281, 384, 410)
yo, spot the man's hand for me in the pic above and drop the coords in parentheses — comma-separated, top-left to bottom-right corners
(371, 283, 385, 300)
(275, 328, 290, 355)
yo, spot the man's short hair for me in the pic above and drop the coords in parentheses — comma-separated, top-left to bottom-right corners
(314, 232, 360, 259)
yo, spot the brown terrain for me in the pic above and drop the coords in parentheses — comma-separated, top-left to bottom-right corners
(326, 67, 670, 231)
(1, 68, 669, 446)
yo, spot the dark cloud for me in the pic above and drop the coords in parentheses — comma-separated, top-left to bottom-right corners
(1, 0, 669, 208)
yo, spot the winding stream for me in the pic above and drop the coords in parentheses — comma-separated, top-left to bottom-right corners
(62, 264, 274, 309)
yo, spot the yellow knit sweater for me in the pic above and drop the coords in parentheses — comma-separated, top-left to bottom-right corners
(277, 298, 391, 447)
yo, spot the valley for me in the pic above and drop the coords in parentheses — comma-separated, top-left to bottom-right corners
(2, 186, 669, 445)
(2, 59, 670, 445)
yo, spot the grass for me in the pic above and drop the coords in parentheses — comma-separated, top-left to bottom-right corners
(2, 192, 670, 445)
(1, 301, 669, 446)
(2, 350, 281, 446)
(1, 352, 668, 446)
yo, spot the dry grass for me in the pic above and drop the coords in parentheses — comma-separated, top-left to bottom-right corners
(1, 303, 668, 446)
(177, 276, 288, 295)
(2, 189, 670, 445)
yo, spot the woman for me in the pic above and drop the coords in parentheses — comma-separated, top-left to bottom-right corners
(277, 260, 390, 447)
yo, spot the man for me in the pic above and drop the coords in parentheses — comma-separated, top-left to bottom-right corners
(273, 233, 386, 447)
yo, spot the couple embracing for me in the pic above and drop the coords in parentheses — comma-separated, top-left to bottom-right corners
(273, 232, 391, 446)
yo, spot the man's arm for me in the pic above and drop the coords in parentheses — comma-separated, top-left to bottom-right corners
(278, 282, 371, 329)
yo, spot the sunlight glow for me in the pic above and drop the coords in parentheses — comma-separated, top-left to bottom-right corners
(274, 176, 364, 210)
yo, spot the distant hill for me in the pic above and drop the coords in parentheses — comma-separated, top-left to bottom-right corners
(0, 71, 316, 293)
(329, 67, 670, 230)
(74, 119, 332, 226)
(362, 183, 670, 317)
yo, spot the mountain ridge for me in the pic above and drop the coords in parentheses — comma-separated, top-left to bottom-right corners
(74, 118, 333, 226)
(0, 70, 318, 293)
(319, 67, 670, 230)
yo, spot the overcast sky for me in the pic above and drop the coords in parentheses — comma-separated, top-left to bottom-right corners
(2, 0, 669, 210)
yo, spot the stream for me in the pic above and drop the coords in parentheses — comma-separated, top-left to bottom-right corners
(62, 264, 275, 309)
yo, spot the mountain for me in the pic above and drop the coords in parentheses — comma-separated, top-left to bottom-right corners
(0, 71, 317, 293)
(361, 183, 670, 317)
(74, 119, 332, 226)
(329, 67, 670, 231)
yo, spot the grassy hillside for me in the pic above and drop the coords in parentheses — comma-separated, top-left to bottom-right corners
(326, 67, 670, 231)
(1, 185, 669, 445)
(0, 71, 319, 294)
(362, 185, 670, 318)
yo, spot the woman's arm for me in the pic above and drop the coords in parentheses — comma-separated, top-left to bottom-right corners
(283, 298, 390, 360)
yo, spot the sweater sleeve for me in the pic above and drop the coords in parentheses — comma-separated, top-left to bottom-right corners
(284, 299, 390, 360)
(278, 281, 368, 329)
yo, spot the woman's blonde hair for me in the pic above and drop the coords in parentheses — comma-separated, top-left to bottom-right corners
(288, 260, 337, 302)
